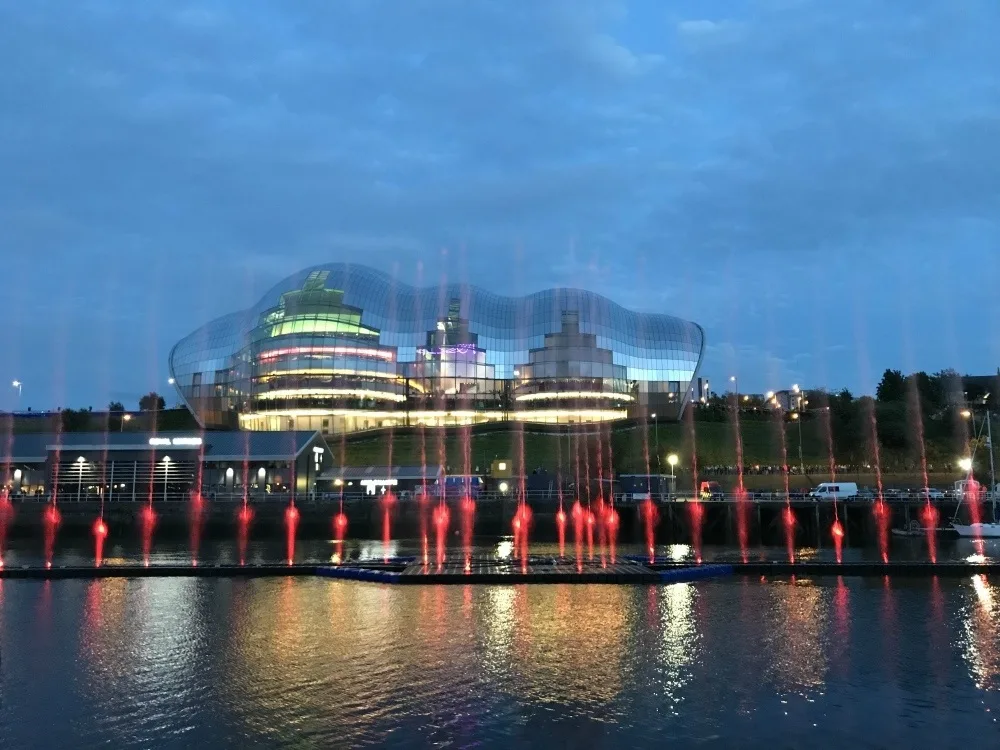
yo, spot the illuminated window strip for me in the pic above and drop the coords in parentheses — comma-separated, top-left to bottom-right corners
(254, 388, 406, 402)
(515, 390, 634, 402)
(515, 409, 627, 421)
(257, 346, 394, 362)
(256, 370, 427, 392)
(240, 408, 626, 422)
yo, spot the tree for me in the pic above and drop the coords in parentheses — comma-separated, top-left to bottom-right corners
(139, 392, 165, 412)
(876, 369, 906, 402)
(108, 401, 125, 413)
(60, 407, 91, 432)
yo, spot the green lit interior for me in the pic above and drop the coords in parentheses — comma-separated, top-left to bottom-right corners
(270, 315, 380, 337)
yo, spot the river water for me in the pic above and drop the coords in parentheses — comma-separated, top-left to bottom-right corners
(2, 567, 1000, 748)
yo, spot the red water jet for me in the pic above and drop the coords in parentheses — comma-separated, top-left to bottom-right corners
(138, 504, 156, 566)
(571, 500, 584, 569)
(285, 502, 300, 565)
(42, 503, 62, 567)
(604, 505, 619, 564)
(512, 503, 532, 571)
(831, 518, 845, 563)
(382, 492, 396, 563)
(236, 504, 254, 566)
(333, 511, 348, 540)
(0, 491, 14, 565)
(594, 498, 608, 564)
(872, 500, 890, 563)
(556, 507, 567, 558)
(188, 492, 206, 564)
(585, 507, 595, 560)
(641, 499, 659, 563)
(92, 516, 108, 567)
(433, 503, 450, 568)
(734, 486, 750, 562)
(459, 495, 475, 569)
(687, 500, 704, 563)
(782, 506, 796, 563)
(920, 503, 939, 563)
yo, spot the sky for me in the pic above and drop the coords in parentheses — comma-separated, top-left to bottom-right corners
(2, 0, 1000, 411)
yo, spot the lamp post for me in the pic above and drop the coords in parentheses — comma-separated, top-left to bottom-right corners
(667, 453, 678, 497)
(12, 380, 21, 410)
(120, 413, 132, 432)
(651, 413, 659, 468)
(76, 456, 86, 502)
(162, 456, 172, 503)
(791, 412, 805, 475)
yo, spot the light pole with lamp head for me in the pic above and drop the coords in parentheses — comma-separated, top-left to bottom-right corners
(667, 453, 678, 497)
(651, 413, 659, 468)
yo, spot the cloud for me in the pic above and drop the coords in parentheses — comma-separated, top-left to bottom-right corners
(1, 0, 999, 406)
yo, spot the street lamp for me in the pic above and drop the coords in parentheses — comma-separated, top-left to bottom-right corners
(162, 455, 172, 502)
(667, 453, 679, 498)
(959, 457, 973, 473)
(76, 456, 86, 502)
(167, 377, 175, 385)
(651, 412, 659, 467)
(120, 413, 133, 432)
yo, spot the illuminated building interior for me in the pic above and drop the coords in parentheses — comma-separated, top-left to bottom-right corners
(169, 264, 704, 435)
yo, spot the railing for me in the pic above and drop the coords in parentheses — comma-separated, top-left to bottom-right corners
(5, 489, 992, 505)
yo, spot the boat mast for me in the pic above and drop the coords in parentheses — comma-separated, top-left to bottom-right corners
(988, 406, 997, 522)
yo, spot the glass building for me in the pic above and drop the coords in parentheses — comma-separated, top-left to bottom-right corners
(169, 264, 705, 435)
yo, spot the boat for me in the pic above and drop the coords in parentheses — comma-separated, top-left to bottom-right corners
(891, 521, 959, 538)
(950, 404, 1000, 537)
(952, 523, 1000, 538)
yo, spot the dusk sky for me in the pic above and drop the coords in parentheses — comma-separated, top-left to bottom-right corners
(3, 0, 999, 411)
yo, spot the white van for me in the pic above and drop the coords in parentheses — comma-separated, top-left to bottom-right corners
(809, 482, 859, 501)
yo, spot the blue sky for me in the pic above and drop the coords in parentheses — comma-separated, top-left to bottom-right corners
(2, 0, 999, 410)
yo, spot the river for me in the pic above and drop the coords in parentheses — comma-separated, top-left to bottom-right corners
(2, 566, 1000, 748)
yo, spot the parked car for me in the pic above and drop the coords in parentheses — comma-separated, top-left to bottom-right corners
(699, 481, 725, 500)
(808, 482, 859, 501)
(917, 487, 946, 501)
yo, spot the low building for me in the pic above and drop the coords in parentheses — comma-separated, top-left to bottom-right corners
(0, 430, 330, 502)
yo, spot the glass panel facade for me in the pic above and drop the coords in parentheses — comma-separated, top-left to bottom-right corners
(169, 264, 705, 435)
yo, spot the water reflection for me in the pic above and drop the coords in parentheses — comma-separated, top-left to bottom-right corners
(7, 577, 1000, 747)
(962, 575, 1000, 690)
(657, 582, 699, 714)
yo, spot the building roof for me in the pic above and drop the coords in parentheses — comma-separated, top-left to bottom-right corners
(0, 431, 328, 463)
(321, 465, 443, 481)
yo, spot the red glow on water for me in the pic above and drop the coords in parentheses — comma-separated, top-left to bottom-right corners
(831, 519, 844, 563)
(433, 503, 450, 568)
(920, 503, 939, 563)
(782, 506, 796, 563)
(188, 492, 206, 562)
(333, 511, 348, 540)
(92, 517, 108, 567)
(138, 504, 156, 566)
(872, 500, 890, 563)
(641, 499, 659, 562)
(42, 503, 62, 566)
(556, 507, 567, 558)
(459, 495, 475, 569)
(285, 502, 300, 565)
